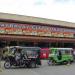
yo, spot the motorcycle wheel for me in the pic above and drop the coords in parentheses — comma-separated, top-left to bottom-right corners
(4, 62, 11, 69)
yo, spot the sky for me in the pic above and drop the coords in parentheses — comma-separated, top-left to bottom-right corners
(0, 0, 75, 23)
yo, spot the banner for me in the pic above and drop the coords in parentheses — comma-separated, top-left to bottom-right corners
(0, 22, 74, 38)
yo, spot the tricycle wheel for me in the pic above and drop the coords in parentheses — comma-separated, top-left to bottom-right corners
(30, 61, 36, 68)
(4, 62, 11, 69)
(67, 60, 72, 64)
(63, 61, 68, 65)
(48, 60, 53, 66)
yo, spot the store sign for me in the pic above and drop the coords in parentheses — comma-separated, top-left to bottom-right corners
(51, 32, 64, 37)
(0, 22, 75, 38)
(63, 32, 74, 38)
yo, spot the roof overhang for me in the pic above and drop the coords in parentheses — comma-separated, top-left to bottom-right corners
(0, 12, 75, 28)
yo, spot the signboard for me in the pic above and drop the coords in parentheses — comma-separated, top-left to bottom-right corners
(63, 32, 74, 38)
(51, 32, 63, 37)
(0, 22, 75, 38)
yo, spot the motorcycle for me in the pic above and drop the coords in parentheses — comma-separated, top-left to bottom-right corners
(4, 55, 30, 69)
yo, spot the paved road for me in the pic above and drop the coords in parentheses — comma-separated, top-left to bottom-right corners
(0, 60, 75, 75)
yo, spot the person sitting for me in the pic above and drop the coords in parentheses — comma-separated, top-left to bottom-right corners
(15, 49, 21, 65)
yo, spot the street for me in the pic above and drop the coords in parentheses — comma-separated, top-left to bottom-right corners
(0, 60, 75, 75)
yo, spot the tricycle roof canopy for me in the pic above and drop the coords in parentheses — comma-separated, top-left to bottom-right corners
(5, 46, 40, 50)
(51, 48, 73, 50)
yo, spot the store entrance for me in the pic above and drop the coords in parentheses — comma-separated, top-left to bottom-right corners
(0, 41, 6, 48)
(0, 40, 75, 48)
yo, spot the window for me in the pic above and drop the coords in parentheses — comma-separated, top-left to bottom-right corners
(65, 50, 70, 54)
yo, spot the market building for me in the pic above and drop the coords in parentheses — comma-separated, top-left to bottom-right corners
(0, 12, 75, 48)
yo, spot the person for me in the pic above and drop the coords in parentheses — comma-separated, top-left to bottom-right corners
(0, 48, 2, 72)
(57, 50, 62, 60)
(11, 47, 16, 54)
(15, 48, 21, 65)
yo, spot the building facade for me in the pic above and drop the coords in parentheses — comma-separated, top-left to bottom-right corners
(0, 13, 75, 48)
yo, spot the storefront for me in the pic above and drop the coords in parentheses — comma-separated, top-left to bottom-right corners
(0, 21, 75, 48)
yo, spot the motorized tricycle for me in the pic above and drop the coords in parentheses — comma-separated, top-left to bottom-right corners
(48, 48, 74, 65)
(4, 46, 41, 69)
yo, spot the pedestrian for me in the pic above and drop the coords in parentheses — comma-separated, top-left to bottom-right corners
(0, 48, 2, 72)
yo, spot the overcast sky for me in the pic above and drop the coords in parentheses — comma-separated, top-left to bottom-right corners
(0, 0, 75, 23)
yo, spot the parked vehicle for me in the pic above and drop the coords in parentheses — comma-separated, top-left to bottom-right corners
(48, 48, 74, 65)
(4, 46, 41, 69)
(40, 48, 49, 59)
